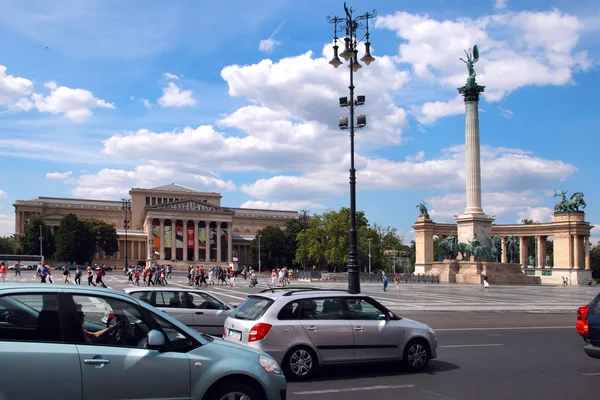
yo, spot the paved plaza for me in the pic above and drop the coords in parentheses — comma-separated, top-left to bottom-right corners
(3, 271, 598, 312)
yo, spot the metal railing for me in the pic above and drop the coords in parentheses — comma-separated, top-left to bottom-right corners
(292, 271, 439, 284)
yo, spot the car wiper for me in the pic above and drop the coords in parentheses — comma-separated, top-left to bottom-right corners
(200, 333, 214, 342)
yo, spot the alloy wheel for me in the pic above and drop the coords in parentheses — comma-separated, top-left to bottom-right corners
(219, 392, 252, 400)
(290, 349, 313, 376)
(407, 343, 428, 368)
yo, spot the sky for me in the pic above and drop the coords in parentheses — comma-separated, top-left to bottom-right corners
(0, 0, 599, 243)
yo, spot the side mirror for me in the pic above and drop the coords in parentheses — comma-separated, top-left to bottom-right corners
(387, 311, 395, 320)
(147, 329, 165, 347)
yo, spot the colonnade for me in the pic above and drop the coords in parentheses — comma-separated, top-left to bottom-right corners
(499, 235, 590, 269)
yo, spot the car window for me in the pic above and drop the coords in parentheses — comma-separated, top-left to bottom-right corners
(346, 298, 387, 320)
(592, 294, 600, 315)
(0, 294, 62, 343)
(186, 292, 225, 310)
(154, 291, 187, 308)
(300, 297, 346, 320)
(278, 301, 300, 320)
(148, 313, 200, 352)
(231, 297, 274, 321)
(129, 291, 152, 305)
(69, 295, 151, 348)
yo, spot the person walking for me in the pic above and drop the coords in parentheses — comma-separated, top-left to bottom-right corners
(0, 262, 7, 283)
(14, 262, 21, 279)
(45, 266, 54, 284)
(63, 266, 71, 284)
(96, 267, 107, 288)
(87, 267, 96, 286)
(382, 271, 388, 292)
(394, 272, 400, 292)
(74, 265, 82, 285)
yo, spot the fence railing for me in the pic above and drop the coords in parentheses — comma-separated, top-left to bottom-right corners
(291, 271, 439, 284)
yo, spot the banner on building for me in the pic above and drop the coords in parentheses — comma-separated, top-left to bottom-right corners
(164, 225, 172, 248)
(210, 225, 217, 252)
(152, 223, 160, 250)
(198, 226, 206, 249)
(176, 226, 184, 249)
(187, 227, 194, 249)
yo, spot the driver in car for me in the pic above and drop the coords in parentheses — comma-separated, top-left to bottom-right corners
(76, 305, 124, 343)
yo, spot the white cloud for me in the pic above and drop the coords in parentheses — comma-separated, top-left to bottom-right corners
(516, 207, 554, 223)
(494, 0, 508, 10)
(591, 226, 600, 247)
(259, 20, 285, 52)
(240, 200, 324, 211)
(499, 107, 514, 119)
(0, 213, 15, 237)
(376, 9, 590, 107)
(32, 81, 115, 122)
(415, 95, 464, 125)
(0, 65, 33, 111)
(130, 96, 152, 108)
(46, 171, 73, 179)
(163, 72, 179, 80)
(71, 165, 236, 200)
(0, 189, 6, 198)
(157, 82, 196, 107)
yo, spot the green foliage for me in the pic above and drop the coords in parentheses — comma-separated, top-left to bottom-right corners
(54, 214, 118, 265)
(250, 225, 296, 270)
(0, 236, 15, 254)
(591, 243, 600, 279)
(17, 216, 55, 258)
(80, 218, 119, 265)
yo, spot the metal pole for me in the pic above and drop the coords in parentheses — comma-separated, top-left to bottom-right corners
(368, 238, 372, 274)
(39, 225, 43, 257)
(393, 250, 396, 275)
(258, 235, 261, 274)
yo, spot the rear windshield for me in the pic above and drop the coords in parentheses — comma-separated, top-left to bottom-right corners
(231, 297, 274, 320)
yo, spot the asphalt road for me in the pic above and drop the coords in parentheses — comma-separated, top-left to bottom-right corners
(287, 313, 598, 400)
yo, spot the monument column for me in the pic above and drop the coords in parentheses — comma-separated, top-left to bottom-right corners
(519, 236, 528, 267)
(171, 219, 177, 260)
(183, 220, 189, 261)
(501, 236, 507, 263)
(145, 219, 153, 260)
(194, 220, 199, 262)
(537, 236, 546, 268)
(205, 221, 210, 263)
(585, 236, 591, 270)
(216, 222, 222, 263)
(574, 234, 582, 269)
(228, 222, 233, 264)
(159, 219, 165, 261)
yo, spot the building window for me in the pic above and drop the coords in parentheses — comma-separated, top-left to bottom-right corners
(146, 197, 150, 205)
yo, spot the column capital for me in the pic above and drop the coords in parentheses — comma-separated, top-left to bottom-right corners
(458, 82, 485, 102)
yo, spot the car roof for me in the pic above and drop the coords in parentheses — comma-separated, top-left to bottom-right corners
(124, 287, 214, 293)
(0, 283, 133, 302)
(253, 288, 364, 301)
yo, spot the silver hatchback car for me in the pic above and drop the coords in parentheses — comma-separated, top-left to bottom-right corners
(0, 284, 286, 400)
(223, 288, 438, 379)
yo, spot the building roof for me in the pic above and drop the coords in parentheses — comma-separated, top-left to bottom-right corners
(15, 197, 122, 209)
(150, 183, 200, 193)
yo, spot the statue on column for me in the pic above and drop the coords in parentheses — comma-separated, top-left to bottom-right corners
(554, 190, 586, 212)
(417, 201, 430, 219)
(505, 236, 519, 264)
(490, 236, 501, 262)
(528, 255, 535, 267)
(460, 45, 479, 88)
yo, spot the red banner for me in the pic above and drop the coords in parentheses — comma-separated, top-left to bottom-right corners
(187, 227, 194, 249)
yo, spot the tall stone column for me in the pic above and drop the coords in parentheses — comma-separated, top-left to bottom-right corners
(145, 219, 153, 260)
(171, 219, 177, 261)
(574, 234, 582, 269)
(216, 222, 222, 263)
(205, 222, 210, 263)
(455, 78, 493, 247)
(228, 222, 233, 264)
(519, 236, 528, 267)
(159, 219, 165, 261)
(537, 236, 547, 268)
(501, 236, 507, 263)
(194, 220, 199, 262)
(183, 220, 189, 262)
(585, 236, 591, 270)
(412, 216, 434, 274)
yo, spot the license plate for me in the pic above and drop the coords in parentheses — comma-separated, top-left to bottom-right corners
(228, 329, 242, 341)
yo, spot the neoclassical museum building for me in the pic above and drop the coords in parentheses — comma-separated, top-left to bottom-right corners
(14, 184, 298, 267)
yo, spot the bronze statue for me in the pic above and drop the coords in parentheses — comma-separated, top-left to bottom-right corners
(417, 201, 430, 219)
(554, 190, 586, 212)
(460, 45, 480, 84)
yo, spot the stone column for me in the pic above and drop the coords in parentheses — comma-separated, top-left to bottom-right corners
(183, 220, 189, 262)
(574, 234, 582, 269)
(501, 236, 507, 263)
(585, 236, 591, 270)
(194, 220, 199, 262)
(228, 222, 233, 264)
(412, 216, 435, 274)
(216, 222, 222, 263)
(159, 219, 165, 261)
(519, 236, 528, 267)
(464, 100, 483, 215)
(205, 222, 210, 263)
(171, 219, 177, 261)
(145, 219, 153, 260)
(537, 236, 547, 268)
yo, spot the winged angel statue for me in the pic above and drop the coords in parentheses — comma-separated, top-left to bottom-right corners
(460, 45, 479, 85)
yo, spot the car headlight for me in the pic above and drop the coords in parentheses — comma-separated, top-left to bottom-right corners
(428, 327, 436, 336)
(259, 355, 282, 375)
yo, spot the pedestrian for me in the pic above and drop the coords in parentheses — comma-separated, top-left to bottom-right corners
(271, 269, 276, 286)
(96, 267, 107, 288)
(147, 265, 154, 286)
(45, 266, 54, 284)
(208, 267, 214, 285)
(14, 262, 21, 279)
(134, 269, 140, 286)
(167, 265, 172, 279)
(394, 272, 400, 292)
(483, 274, 489, 288)
(40, 264, 49, 283)
(74, 265, 82, 285)
(230, 269, 236, 287)
(0, 262, 7, 283)
(87, 267, 96, 286)
(63, 266, 71, 284)
(382, 271, 388, 292)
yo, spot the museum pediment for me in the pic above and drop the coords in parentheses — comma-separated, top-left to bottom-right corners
(147, 199, 232, 214)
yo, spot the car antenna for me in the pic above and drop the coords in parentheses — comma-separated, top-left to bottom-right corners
(257, 268, 275, 293)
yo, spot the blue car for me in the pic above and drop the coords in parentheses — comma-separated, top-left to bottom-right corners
(584, 290, 600, 360)
(0, 284, 286, 400)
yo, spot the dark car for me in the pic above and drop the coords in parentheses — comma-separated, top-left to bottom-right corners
(583, 291, 600, 360)
(54, 265, 77, 271)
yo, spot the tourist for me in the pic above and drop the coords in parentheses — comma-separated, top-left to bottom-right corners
(0, 262, 6, 283)
(271, 269, 276, 286)
(74, 265, 82, 285)
(87, 267, 95, 286)
(483, 275, 489, 288)
(382, 271, 388, 292)
(394, 272, 400, 292)
(14, 262, 21, 279)
(63, 265, 71, 284)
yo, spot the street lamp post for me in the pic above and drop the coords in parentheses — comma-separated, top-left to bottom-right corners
(367, 238, 372, 274)
(301, 209, 309, 271)
(121, 199, 131, 270)
(328, 2, 376, 294)
(39, 225, 43, 259)
(258, 234, 262, 274)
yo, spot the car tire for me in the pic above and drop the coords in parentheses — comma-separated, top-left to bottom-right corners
(204, 382, 260, 400)
(283, 346, 318, 380)
(402, 339, 430, 371)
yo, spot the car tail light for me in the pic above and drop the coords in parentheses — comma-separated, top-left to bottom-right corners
(577, 309, 582, 320)
(584, 320, 589, 337)
(223, 327, 226, 338)
(248, 323, 272, 342)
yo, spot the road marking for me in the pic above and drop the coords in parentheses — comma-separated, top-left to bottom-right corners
(439, 343, 504, 348)
(582, 372, 600, 376)
(435, 326, 573, 332)
(293, 384, 415, 395)
(422, 390, 455, 400)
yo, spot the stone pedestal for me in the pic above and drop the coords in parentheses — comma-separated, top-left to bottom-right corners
(413, 216, 434, 274)
(455, 213, 494, 248)
(431, 261, 541, 285)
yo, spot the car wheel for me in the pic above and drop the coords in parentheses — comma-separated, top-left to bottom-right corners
(205, 382, 260, 400)
(403, 339, 430, 371)
(283, 346, 318, 380)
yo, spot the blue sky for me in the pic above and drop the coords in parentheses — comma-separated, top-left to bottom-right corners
(0, 0, 599, 242)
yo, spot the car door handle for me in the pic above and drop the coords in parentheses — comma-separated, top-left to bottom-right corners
(307, 326, 318, 332)
(354, 327, 364, 332)
(84, 358, 111, 365)
(195, 311, 204, 315)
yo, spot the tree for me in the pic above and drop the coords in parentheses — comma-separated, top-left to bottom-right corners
(250, 226, 294, 270)
(54, 214, 87, 264)
(591, 243, 600, 279)
(0, 236, 15, 254)
(17, 216, 55, 258)
(80, 218, 119, 265)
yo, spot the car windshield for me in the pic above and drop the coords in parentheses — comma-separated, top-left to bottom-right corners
(231, 297, 274, 320)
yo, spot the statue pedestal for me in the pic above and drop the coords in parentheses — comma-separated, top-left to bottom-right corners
(413, 216, 434, 274)
(455, 213, 494, 248)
